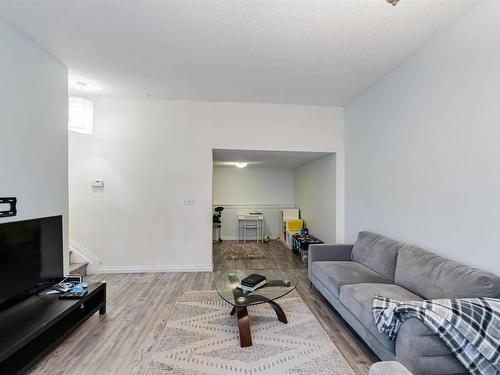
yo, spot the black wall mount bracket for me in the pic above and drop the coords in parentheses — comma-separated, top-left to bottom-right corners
(0, 197, 17, 218)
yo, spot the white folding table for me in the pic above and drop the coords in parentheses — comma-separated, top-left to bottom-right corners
(237, 214, 264, 242)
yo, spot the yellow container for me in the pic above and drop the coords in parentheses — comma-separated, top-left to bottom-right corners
(287, 219, 303, 231)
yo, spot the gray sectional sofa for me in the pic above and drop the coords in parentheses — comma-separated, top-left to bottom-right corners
(308, 231, 500, 375)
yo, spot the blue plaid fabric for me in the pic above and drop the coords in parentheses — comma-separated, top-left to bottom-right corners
(372, 296, 500, 375)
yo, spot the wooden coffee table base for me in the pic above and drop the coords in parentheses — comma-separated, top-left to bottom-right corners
(230, 301, 288, 347)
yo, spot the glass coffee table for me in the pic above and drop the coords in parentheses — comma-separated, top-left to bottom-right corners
(215, 270, 297, 347)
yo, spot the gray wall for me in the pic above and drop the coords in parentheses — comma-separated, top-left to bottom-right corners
(345, 2, 500, 275)
(0, 19, 69, 271)
(294, 154, 336, 244)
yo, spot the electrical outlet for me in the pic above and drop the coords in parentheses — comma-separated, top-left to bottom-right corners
(183, 199, 195, 206)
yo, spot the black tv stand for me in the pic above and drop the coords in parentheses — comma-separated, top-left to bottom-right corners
(0, 282, 106, 374)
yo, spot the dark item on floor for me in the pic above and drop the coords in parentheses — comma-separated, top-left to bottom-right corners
(213, 206, 224, 242)
(292, 234, 323, 266)
(222, 242, 266, 260)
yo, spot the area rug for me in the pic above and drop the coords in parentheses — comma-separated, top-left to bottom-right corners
(145, 291, 355, 375)
(221, 242, 266, 260)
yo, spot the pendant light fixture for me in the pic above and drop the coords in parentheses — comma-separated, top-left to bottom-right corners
(68, 73, 101, 134)
(68, 81, 94, 134)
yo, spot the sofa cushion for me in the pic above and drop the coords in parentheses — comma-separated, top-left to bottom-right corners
(395, 245, 500, 299)
(352, 232, 404, 281)
(311, 261, 391, 298)
(339, 283, 422, 353)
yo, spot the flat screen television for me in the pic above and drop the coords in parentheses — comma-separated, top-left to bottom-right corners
(0, 215, 63, 311)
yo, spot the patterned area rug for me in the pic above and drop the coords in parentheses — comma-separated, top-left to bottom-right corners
(222, 242, 266, 260)
(146, 291, 355, 375)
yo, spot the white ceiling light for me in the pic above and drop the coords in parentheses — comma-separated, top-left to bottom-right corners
(215, 161, 253, 168)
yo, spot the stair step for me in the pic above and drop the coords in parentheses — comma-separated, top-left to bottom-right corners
(69, 262, 88, 276)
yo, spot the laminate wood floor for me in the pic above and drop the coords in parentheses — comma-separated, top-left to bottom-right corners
(28, 240, 377, 375)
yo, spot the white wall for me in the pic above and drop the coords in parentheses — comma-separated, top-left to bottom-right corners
(213, 165, 295, 240)
(0, 19, 69, 271)
(345, 1, 500, 275)
(294, 155, 336, 244)
(213, 166, 294, 205)
(69, 99, 344, 272)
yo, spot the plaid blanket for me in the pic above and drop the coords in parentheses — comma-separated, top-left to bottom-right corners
(372, 296, 500, 375)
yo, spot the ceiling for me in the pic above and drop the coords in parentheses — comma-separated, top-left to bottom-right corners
(0, 0, 477, 105)
(213, 149, 333, 168)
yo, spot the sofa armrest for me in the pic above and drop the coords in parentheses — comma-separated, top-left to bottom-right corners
(308, 244, 353, 281)
(395, 318, 467, 375)
(308, 244, 353, 264)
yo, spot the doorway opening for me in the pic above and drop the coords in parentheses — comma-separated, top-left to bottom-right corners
(212, 149, 336, 271)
